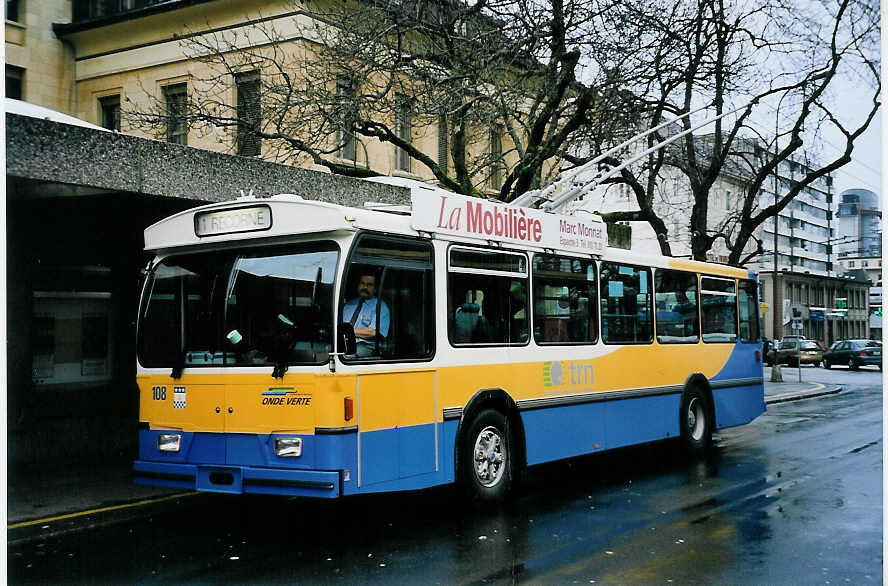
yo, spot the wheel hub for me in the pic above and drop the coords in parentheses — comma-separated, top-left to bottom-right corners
(687, 397, 705, 441)
(473, 426, 506, 487)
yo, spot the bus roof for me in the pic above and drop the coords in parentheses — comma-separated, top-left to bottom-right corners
(143, 187, 752, 279)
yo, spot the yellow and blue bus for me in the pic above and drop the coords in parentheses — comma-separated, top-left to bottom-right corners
(134, 182, 764, 501)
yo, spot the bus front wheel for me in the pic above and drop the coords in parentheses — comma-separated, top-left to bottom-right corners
(681, 388, 712, 457)
(462, 409, 513, 502)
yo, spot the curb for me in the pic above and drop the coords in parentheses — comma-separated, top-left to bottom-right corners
(765, 384, 843, 405)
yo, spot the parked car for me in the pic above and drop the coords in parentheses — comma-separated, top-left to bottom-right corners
(823, 339, 883, 370)
(772, 339, 822, 367)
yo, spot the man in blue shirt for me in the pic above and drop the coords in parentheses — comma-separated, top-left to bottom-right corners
(343, 273, 390, 357)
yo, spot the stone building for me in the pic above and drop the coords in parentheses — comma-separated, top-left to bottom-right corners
(758, 270, 871, 345)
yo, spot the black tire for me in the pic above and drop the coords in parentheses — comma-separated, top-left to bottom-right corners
(680, 387, 712, 457)
(848, 358, 859, 371)
(824, 360, 831, 369)
(461, 409, 513, 502)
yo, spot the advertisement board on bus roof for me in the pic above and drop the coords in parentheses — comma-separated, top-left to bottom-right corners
(411, 190, 606, 255)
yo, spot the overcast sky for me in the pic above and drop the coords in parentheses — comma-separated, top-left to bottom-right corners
(822, 97, 882, 200)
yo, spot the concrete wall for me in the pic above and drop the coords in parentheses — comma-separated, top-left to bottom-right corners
(7, 113, 411, 205)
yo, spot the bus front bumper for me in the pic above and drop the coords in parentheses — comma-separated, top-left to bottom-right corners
(133, 460, 341, 498)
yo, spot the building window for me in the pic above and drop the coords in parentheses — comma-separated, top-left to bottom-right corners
(395, 95, 412, 172)
(489, 125, 503, 190)
(6, 0, 20, 22)
(163, 83, 188, 145)
(32, 266, 113, 388)
(337, 76, 356, 161)
(437, 114, 448, 175)
(236, 71, 261, 157)
(99, 95, 121, 131)
(6, 65, 23, 99)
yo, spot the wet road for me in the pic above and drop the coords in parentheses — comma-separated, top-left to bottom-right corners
(10, 383, 882, 584)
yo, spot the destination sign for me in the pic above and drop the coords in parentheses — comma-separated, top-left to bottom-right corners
(195, 205, 272, 237)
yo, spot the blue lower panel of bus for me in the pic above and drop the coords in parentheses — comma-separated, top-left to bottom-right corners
(712, 384, 766, 429)
(134, 425, 457, 497)
(135, 429, 357, 497)
(134, 459, 342, 497)
(359, 423, 439, 486)
(521, 393, 683, 467)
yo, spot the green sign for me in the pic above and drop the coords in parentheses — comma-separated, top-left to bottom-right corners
(835, 298, 847, 309)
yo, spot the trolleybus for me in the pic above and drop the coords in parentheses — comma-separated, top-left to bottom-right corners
(133, 180, 764, 501)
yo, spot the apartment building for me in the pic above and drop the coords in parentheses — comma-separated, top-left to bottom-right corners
(834, 188, 882, 277)
(757, 271, 870, 344)
(7, 0, 522, 192)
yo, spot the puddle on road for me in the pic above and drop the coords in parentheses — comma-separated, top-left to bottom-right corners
(776, 417, 811, 424)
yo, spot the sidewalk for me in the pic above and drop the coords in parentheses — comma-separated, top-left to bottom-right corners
(7, 376, 841, 542)
(762, 366, 843, 405)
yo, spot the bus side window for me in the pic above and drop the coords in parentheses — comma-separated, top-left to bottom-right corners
(448, 247, 527, 346)
(738, 279, 760, 343)
(532, 254, 597, 345)
(342, 234, 434, 361)
(599, 262, 653, 344)
(654, 269, 699, 344)
(701, 276, 737, 343)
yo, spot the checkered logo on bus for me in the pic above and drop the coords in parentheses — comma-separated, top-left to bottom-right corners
(173, 386, 186, 409)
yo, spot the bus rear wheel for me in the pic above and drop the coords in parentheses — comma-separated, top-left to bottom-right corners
(462, 409, 513, 502)
(681, 388, 712, 457)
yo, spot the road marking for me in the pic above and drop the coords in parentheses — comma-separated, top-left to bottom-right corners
(7, 491, 198, 530)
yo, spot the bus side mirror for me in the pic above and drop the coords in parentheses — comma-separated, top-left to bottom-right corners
(339, 322, 357, 356)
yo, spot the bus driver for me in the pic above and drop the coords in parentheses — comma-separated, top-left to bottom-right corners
(343, 273, 390, 357)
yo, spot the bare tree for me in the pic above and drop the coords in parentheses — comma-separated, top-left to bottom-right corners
(127, 0, 638, 199)
(575, 0, 880, 263)
(125, 0, 878, 265)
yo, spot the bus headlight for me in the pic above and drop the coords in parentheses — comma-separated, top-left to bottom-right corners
(275, 438, 303, 457)
(158, 433, 181, 452)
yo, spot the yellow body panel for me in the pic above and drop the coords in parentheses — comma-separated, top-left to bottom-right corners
(358, 370, 436, 432)
(139, 372, 335, 434)
(138, 343, 735, 433)
(139, 379, 225, 432)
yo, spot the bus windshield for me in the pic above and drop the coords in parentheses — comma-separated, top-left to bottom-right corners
(138, 241, 339, 368)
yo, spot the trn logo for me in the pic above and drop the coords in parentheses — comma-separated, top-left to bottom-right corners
(543, 361, 594, 387)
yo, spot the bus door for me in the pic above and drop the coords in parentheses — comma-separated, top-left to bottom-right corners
(357, 370, 437, 487)
(341, 233, 437, 487)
